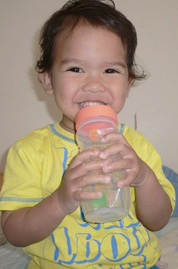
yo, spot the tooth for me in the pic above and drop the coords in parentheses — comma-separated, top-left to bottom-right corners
(81, 102, 105, 108)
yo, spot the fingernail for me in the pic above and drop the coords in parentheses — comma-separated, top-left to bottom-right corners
(92, 150, 99, 156)
(117, 181, 124, 188)
(102, 165, 110, 173)
(100, 152, 106, 159)
(101, 137, 106, 143)
(105, 176, 111, 183)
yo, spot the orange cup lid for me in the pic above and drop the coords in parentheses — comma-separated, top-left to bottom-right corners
(75, 105, 118, 129)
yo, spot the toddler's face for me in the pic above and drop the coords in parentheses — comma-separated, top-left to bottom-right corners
(40, 23, 132, 132)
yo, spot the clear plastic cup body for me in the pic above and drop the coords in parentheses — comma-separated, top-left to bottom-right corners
(75, 107, 130, 223)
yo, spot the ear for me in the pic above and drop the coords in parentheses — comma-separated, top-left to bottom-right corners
(38, 72, 53, 94)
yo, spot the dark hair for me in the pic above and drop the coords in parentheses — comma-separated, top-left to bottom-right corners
(36, 0, 147, 81)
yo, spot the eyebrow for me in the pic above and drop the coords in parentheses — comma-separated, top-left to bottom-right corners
(61, 58, 85, 65)
(103, 61, 127, 69)
(61, 58, 127, 69)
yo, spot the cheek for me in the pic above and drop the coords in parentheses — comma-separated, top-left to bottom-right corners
(52, 79, 67, 98)
(112, 84, 129, 99)
(54, 91, 69, 107)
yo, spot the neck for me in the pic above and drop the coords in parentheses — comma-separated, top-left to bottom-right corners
(59, 119, 75, 134)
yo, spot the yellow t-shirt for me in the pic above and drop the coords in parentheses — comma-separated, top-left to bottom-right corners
(0, 123, 175, 269)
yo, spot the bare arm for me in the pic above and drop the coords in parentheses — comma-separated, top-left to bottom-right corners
(100, 132, 172, 231)
(1, 191, 65, 247)
(1, 149, 109, 247)
(134, 162, 172, 230)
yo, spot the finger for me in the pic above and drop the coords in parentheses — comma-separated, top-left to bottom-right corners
(69, 149, 100, 169)
(116, 170, 137, 187)
(75, 174, 111, 188)
(101, 132, 129, 146)
(68, 157, 105, 180)
(77, 190, 103, 201)
(99, 142, 129, 160)
(101, 157, 129, 173)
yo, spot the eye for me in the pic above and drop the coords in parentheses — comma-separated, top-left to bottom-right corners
(104, 69, 119, 74)
(67, 67, 84, 73)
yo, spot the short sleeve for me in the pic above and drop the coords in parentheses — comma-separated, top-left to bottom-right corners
(0, 139, 43, 211)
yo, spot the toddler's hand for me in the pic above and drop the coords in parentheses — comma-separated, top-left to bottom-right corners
(56, 150, 111, 215)
(99, 132, 150, 187)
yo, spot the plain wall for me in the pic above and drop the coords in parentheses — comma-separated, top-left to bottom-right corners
(0, 0, 178, 173)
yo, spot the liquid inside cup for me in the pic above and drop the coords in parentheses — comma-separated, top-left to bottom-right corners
(84, 207, 128, 223)
(81, 182, 130, 223)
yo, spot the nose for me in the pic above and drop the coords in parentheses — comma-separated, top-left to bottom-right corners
(82, 75, 105, 93)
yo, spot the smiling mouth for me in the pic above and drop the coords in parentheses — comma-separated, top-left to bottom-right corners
(79, 101, 107, 109)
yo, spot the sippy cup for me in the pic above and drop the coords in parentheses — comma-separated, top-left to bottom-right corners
(75, 105, 130, 223)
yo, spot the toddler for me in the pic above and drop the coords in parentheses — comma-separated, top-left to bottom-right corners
(0, 0, 175, 268)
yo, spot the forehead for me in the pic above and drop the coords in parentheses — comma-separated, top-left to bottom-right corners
(53, 22, 127, 61)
